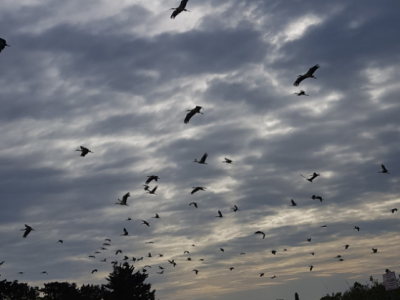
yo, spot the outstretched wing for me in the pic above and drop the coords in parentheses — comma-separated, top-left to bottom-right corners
(184, 110, 195, 123)
(200, 153, 208, 163)
(295, 292, 300, 300)
(294, 75, 305, 86)
(381, 164, 388, 172)
(306, 64, 320, 76)
(291, 199, 296, 206)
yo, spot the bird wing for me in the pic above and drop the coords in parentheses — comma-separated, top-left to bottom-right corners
(382, 164, 388, 172)
(218, 210, 223, 217)
(200, 153, 208, 163)
(293, 76, 305, 86)
(184, 109, 196, 123)
(23, 228, 32, 238)
(295, 292, 300, 300)
(191, 187, 199, 194)
(306, 64, 320, 75)
(152, 186, 158, 193)
(145, 177, 153, 184)
(291, 199, 296, 205)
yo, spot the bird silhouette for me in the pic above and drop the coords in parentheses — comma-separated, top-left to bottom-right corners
(105, 239, 111, 242)
(260, 273, 264, 277)
(184, 251, 190, 254)
(157, 270, 164, 274)
(344, 245, 350, 249)
(312, 195, 323, 202)
(146, 175, 160, 184)
(391, 208, 397, 213)
(170, 0, 190, 19)
(378, 164, 390, 174)
(116, 193, 130, 206)
(57, 240, 63, 244)
(271, 275, 276, 279)
(271, 250, 277, 255)
(184, 106, 202, 123)
(309, 265, 313, 271)
(141, 220, 150, 227)
(354, 226, 360, 231)
(121, 228, 129, 236)
(229, 267, 234, 271)
(147, 186, 158, 195)
(41, 271, 48, 275)
(219, 248, 225, 252)
(76, 146, 93, 157)
(307, 238, 312, 242)
(193, 269, 199, 275)
(294, 90, 309, 96)
(21, 224, 35, 238)
(89, 255, 95, 258)
(216, 210, 223, 218)
(372, 248, 378, 253)
(290, 199, 297, 206)
(115, 250, 122, 255)
(194, 153, 208, 164)
(223, 158, 233, 164)
(189, 202, 198, 208)
(293, 64, 320, 86)
(126, 217, 132, 221)
(310, 252, 315, 256)
(0, 38, 10, 53)
(152, 213, 160, 219)
(101, 259, 106, 262)
(148, 253, 152, 257)
(301, 172, 320, 182)
(191, 187, 206, 194)
(231, 205, 239, 212)
(295, 292, 300, 300)
(91, 269, 98, 274)
(320, 225, 328, 228)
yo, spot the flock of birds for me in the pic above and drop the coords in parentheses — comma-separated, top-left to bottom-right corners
(0, 1, 398, 299)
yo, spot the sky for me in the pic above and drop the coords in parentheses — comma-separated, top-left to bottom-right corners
(0, 0, 400, 299)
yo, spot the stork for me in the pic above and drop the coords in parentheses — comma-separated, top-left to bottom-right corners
(294, 90, 309, 96)
(194, 153, 208, 164)
(255, 231, 265, 239)
(378, 164, 390, 174)
(309, 265, 313, 271)
(21, 224, 35, 238)
(170, 0, 189, 19)
(191, 187, 206, 194)
(121, 228, 129, 236)
(215, 210, 223, 218)
(301, 172, 320, 182)
(76, 146, 93, 157)
(147, 186, 158, 195)
(189, 202, 198, 208)
(184, 106, 202, 124)
(293, 64, 320, 86)
(223, 158, 233, 164)
(145, 175, 160, 184)
(193, 269, 199, 275)
(116, 192, 130, 205)
(290, 199, 297, 206)
(0, 38, 10, 53)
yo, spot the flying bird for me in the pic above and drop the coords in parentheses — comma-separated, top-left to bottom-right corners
(216, 210, 223, 218)
(91, 269, 98, 274)
(21, 224, 35, 238)
(189, 202, 198, 208)
(293, 64, 320, 86)
(184, 251, 190, 254)
(184, 106, 202, 124)
(194, 153, 208, 164)
(260, 273, 264, 277)
(271, 250, 277, 255)
(391, 208, 398, 213)
(0, 38, 10, 53)
(76, 146, 93, 157)
(157, 271, 164, 274)
(193, 269, 198, 275)
(105, 239, 111, 242)
(126, 217, 132, 221)
(301, 172, 320, 182)
(334, 255, 342, 258)
(309, 265, 313, 271)
(312, 195, 323, 202)
(310, 252, 315, 256)
(170, 0, 189, 19)
(344, 245, 350, 249)
(123, 256, 129, 261)
(191, 187, 206, 194)
(294, 90, 309, 96)
(115, 250, 122, 255)
(219, 248, 225, 252)
(146, 175, 160, 184)
(152, 213, 160, 219)
(57, 240, 63, 244)
(121, 228, 129, 236)
(223, 158, 233, 164)
(101, 259, 106, 262)
(354, 226, 360, 231)
(116, 192, 130, 206)
(229, 267, 234, 271)
(141, 220, 150, 227)
(231, 205, 239, 212)
(290, 199, 297, 206)
(41, 271, 48, 275)
(320, 225, 328, 228)
(255, 231, 265, 239)
(372, 248, 378, 253)
(103, 243, 110, 246)
(187, 257, 192, 261)
(307, 238, 312, 242)
(143, 185, 150, 192)
(147, 186, 158, 195)
(18, 272, 25, 276)
(271, 275, 276, 279)
(378, 164, 390, 174)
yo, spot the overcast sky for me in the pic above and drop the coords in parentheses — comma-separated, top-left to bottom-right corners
(1, 1, 400, 299)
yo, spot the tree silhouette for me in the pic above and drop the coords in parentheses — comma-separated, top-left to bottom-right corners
(80, 284, 106, 300)
(103, 263, 156, 300)
(0, 279, 39, 300)
(41, 282, 80, 300)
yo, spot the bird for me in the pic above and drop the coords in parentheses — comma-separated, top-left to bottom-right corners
(115, 250, 122, 255)
(223, 158, 233, 164)
(152, 213, 160, 219)
(158, 266, 164, 270)
(18, 272, 24, 276)
(21, 224, 35, 238)
(271, 275, 276, 279)
(290, 199, 297, 206)
(105, 239, 111, 242)
(312, 195, 323, 202)
(168, 259, 175, 264)
(89, 256, 95, 258)
(145, 175, 160, 184)
(339, 258, 344, 261)
(103, 243, 110, 246)
(372, 248, 378, 253)
(193, 269, 198, 275)
(184, 106, 202, 124)
(309, 265, 313, 271)
(95, 251, 101, 254)
(170, 0, 189, 19)
(0, 261, 4, 266)
(145, 241, 154, 244)
(293, 64, 320, 86)
(187, 257, 192, 261)
(141, 220, 150, 227)
(100, 247, 108, 250)
(121, 228, 129, 236)
(116, 192, 130, 205)
(240, 253, 246, 255)
(148, 253, 152, 258)
(184, 251, 190, 254)
(123, 256, 129, 261)
(147, 186, 158, 195)
(219, 248, 225, 252)
(231, 205, 239, 212)
(111, 260, 118, 265)
(260, 273, 264, 277)
(354, 226, 360, 231)
(194, 153, 208, 164)
(216, 210, 223, 218)
(76, 146, 93, 157)
(307, 238, 311, 242)
(91, 269, 98, 274)
(301, 172, 320, 182)
(41, 271, 48, 275)
(189, 202, 198, 208)
(378, 164, 390, 174)
(126, 217, 132, 221)
(310, 252, 315, 256)
(143, 185, 150, 192)
(101, 259, 106, 262)
(255, 231, 265, 239)
(391, 208, 397, 214)
(228, 267, 234, 271)
(157, 271, 164, 274)
(334, 255, 342, 258)
(57, 240, 63, 244)
(0, 38, 10, 53)
(344, 245, 350, 249)
(294, 90, 309, 96)
(191, 187, 206, 194)
(158, 254, 163, 257)
(271, 250, 277, 255)
(320, 225, 328, 228)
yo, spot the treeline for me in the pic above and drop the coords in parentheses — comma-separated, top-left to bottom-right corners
(0, 263, 155, 300)
(320, 277, 400, 300)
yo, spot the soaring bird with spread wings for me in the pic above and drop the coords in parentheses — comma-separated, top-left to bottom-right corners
(76, 146, 93, 157)
(184, 106, 202, 124)
(170, 0, 189, 19)
(116, 193, 130, 205)
(194, 153, 208, 164)
(293, 64, 320, 86)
